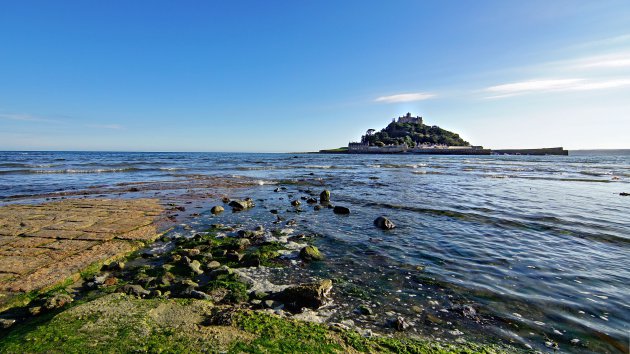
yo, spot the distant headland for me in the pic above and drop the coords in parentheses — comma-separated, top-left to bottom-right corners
(320, 113, 568, 156)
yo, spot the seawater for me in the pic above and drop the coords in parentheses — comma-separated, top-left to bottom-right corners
(0, 150, 628, 352)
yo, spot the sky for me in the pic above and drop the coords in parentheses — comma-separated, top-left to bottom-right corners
(1, 0, 629, 152)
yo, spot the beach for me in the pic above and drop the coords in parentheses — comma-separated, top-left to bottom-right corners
(0, 151, 628, 353)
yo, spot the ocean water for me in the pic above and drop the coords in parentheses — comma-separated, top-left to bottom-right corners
(1, 150, 629, 352)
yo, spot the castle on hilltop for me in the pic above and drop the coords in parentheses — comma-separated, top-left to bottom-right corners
(394, 112, 423, 125)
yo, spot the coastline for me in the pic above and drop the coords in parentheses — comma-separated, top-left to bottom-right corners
(0, 176, 520, 353)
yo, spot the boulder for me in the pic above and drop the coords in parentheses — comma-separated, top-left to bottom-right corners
(620, 192, 629, 196)
(206, 261, 221, 270)
(388, 316, 409, 331)
(320, 190, 331, 203)
(211, 206, 224, 214)
(275, 279, 333, 311)
(291, 200, 301, 207)
(183, 256, 204, 275)
(333, 206, 350, 215)
(226, 251, 243, 262)
(229, 199, 254, 211)
(299, 246, 324, 261)
(374, 216, 396, 230)
(306, 197, 318, 204)
(118, 284, 150, 298)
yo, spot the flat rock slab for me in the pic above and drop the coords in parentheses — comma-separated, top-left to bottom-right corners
(0, 198, 163, 310)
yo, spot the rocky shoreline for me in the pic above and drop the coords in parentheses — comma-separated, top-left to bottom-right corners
(0, 178, 519, 353)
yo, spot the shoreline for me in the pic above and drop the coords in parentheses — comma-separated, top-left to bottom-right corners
(0, 177, 522, 353)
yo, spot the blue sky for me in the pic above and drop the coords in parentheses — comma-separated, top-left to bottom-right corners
(1, 0, 629, 152)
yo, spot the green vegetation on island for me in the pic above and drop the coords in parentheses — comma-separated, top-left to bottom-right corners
(361, 113, 470, 147)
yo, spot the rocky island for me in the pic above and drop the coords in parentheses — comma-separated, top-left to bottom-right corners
(320, 113, 568, 156)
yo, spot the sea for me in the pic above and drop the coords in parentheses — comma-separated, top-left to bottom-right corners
(0, 150, 628, 353)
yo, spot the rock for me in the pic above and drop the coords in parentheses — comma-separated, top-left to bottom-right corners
(0, 318, 16, 329)
(103, 276, 118, 286)
(180, 248, 201, 257)
(461, 305, 476, 318)
(264, 300, 284, 309)
(333, 206, 350, 215)
(234, 238, 251, 251)
(211, 206, 224, 214)
(241, 254, 261, 267)
(313, 205, 321, 211)
(306, 197, 318, 204)
(388, 316, 409, 331)
(183, 256, 204, 275)
(291, 200, 301, 207)
(374, 216, 396, 230)
(222, 197, 230, 203)
(104, 261, 125, 271)
(620, 192, 629, 196)
(43, 293, 73, 310)
(254, 225, 265, 232)
(320, 190, 331, 203)
(28, 306, 42, 316)
(209, 266, 233, 279)
(299, 245, 323, 261)
(411, 305, 423, 313)
(570, 339, 580, 345)
(270, 209, 279, 214)
(229, 200, 254, 211)
(226, 251, 243, 262)
(189, 290, 212, 300)
(118, 284, 150, 298)
(207, 261, 221, 270)
(275, 279, 333, 311)
(355, 304, 373, 315)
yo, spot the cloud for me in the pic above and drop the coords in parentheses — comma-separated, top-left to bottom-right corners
(483, 78, 630, 98)
(0, 113, 59, 123)
(375, 92, 435, 103)
(87, 124, 124, 130)
(576, 55, 630, 69)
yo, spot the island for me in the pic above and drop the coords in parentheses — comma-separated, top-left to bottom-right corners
(320, 113, 568, 156)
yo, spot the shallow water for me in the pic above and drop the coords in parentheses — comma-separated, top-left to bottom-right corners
(1, 150, 628, 352)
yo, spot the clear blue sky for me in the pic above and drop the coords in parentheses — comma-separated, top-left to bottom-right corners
(1, 0, 629, 152)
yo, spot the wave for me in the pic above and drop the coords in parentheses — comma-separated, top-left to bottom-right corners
(369, 163, 427, 169)
(0, 167, 188, 175)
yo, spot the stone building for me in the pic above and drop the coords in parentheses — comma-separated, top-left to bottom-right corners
(395, 112, 423, 125)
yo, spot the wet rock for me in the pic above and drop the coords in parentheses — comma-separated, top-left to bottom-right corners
(103, 276, 118, 286)
(157, 273, 175, 288)
(320, 190, 331, 203)
(28, 306, 42, 316)
(333, 206, 350, 215)
(291, 200, 301, 207)
(306, 197, 318, 204)
(374, 216, 396, 230)
(229, 199, 254, 211)
(270, 209, 279, 214)
(43, 293, 73, 310)
(234, 238, 251, 251)
(285, 219, 297, 226)
(0, 318, 16, 329)
(411, 305, 423, 314)
(221, 197, 230, 203)
(206, 261, 221, 270)
(241, 253, 261, 267)
(118, 284, 150, 298)
(180, 248, 201, 258)
(274, 187, 281, 192)
(461, 305, 476, 318)
(313, 205, 321, 211)
(226, 251, 243, 262)
(275, 279, 333, 311)
(183, 256, 204, 275)
(299, 245, 323, 261)
(211, 205, 224, 214)
(388, 316, 409, 331)
(620, 192, 629, 196)
(355, 304, 373, 315)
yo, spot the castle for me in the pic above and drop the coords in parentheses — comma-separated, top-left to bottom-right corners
(394, 112, 423, 125)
